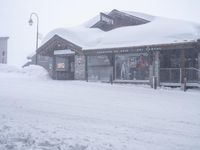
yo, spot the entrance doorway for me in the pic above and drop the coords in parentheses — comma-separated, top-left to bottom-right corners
(54, 55, 74, 80)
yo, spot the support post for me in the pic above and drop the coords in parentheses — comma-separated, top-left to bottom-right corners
(110, 73, 113, 85)
(149, 65, 153, 88)
(52, 55, 56, 79)
(198, 52, 200, 81)
(149, 51, 154, 87)
(154, 51, 160, 87)
(85, 55, 88, 82)
(180, 49, 186, 91)
(112, 52, 115, 82)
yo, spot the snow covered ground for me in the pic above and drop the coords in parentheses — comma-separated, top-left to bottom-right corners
(0, 64, 200, 150)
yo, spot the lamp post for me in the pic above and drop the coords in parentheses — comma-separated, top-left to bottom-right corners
(28, 12, 39, 65)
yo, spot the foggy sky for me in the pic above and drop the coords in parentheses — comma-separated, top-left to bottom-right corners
(1, 0, 200, 66)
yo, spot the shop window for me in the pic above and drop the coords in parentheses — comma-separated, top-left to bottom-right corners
(88, 66, 112, 81)
(185, 50, 198, 68)
(160, 50, 180, 68)
(185, 50, 199, 82)
(87, 55, 111, 66)
(115, 53, 149, 80)
(87, 55, 112, 82)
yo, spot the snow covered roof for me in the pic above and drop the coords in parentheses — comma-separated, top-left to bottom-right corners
(0, 37, 9, 40)
(41, 9, 200, 50)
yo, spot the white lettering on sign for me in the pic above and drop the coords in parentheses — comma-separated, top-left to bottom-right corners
(101, 16, 114, 25)
(145, 47, 162, 51)
(114, 49, 129, 53)
(97, 50, 112, 54)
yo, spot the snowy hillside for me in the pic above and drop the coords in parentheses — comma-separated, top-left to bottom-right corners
(41, 10, 200, 49)
(0, 65, 200, 150)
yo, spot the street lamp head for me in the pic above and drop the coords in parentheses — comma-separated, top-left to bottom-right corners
(28, 18, 33, 26)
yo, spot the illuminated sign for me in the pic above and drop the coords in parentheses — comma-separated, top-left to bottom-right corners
(57, 63, 65, 69)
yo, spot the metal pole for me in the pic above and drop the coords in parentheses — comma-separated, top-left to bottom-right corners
(29, 12, 39, 65)
(180, 68, 182, 83)
(36, 18, 39, 65)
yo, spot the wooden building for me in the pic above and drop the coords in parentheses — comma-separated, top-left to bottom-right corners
(35, 9, 200, 88)
(0, 37, 9, 64)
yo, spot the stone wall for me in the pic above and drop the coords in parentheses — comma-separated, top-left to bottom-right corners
(75, 55, 86, 80)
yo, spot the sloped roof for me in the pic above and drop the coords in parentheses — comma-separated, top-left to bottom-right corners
(41, 9, 200, 50)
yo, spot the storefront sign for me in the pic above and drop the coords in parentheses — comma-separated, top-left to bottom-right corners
(57, 63, 65, 69)
(113, 49, 129, 53)
(96, 50, 113, 54)
(101, 13, 114, 25)
(85, 47, 162, 55)
(54, 49, 75, 55)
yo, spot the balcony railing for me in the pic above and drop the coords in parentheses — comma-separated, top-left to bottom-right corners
(160, 68, 181, 83)
(160, 67, 200, 84)
(185, 67, 200, 83)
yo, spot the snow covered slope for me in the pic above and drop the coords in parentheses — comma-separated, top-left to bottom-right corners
(0, 65, 200, 150)
(42, 10, 200, 50)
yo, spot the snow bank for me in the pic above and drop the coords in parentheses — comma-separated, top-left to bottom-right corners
(0, 64, 50, 80)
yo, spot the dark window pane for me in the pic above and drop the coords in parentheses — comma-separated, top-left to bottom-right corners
(115, 53, 149, 80)
(87, 55, 112, 82)
(88, 55, 111, 66)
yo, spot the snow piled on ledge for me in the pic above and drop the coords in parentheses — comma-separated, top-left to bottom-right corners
(41, 10, 200, 50)
(0, 64, 50, 80)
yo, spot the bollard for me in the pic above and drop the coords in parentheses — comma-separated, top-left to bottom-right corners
(181, 77, 187, 91)
(86, 71, 88, 82)
(110, 74, 113, 85)
(152, 76, 157, 89)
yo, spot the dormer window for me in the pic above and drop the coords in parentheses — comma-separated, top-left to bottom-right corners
(100, 13, 114, 25)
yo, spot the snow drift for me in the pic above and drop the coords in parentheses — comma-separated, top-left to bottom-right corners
(0, 64, 50, 80)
